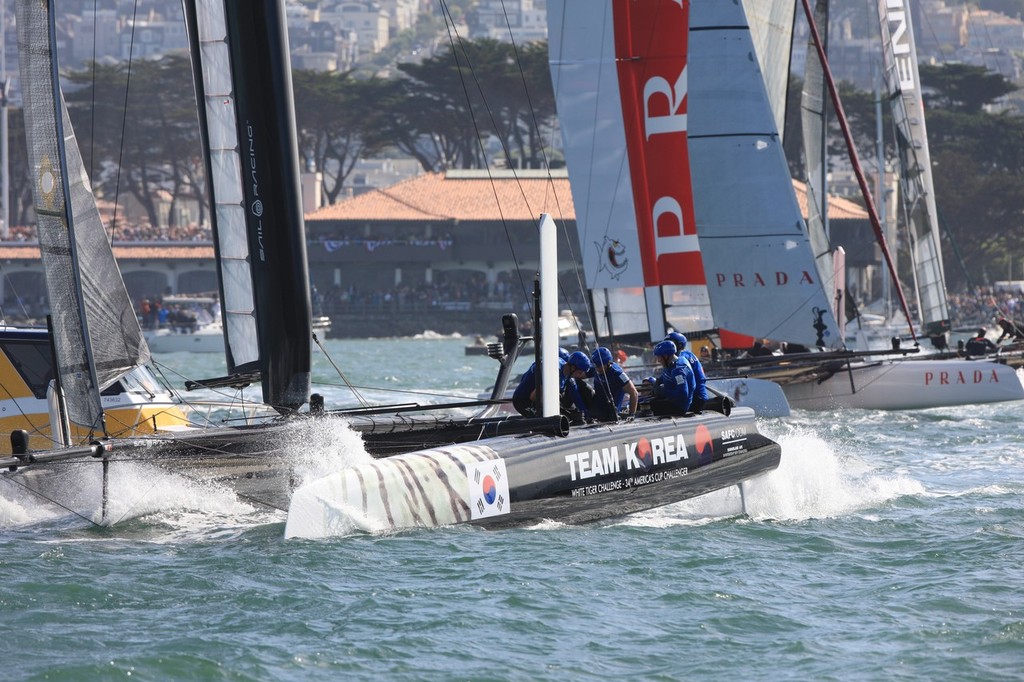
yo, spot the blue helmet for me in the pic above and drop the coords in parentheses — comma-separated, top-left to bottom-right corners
(559, 347, 570, 361)
(666, 331, 688, 350)
(653, 340, 677, 358)
(591, 347, 613, 366)
(567, 350, 592, 372)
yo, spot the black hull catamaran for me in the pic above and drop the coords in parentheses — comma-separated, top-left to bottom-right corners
(3, 0, 782, 532)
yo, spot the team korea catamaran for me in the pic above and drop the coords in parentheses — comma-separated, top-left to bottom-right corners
(3, 0, 782, 535)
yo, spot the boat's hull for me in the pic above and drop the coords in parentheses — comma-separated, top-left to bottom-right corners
(781, 358, 1024, 410)
(707, 378, 790, 417)
(144, 327, 225, 353)
(284, 407, 780, 537)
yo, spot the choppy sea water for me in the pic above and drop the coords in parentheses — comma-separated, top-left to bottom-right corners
(1, 337, 1022, 680)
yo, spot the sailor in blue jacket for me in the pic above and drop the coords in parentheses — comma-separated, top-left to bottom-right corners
(512, 351, 592, 419)
(589, 346, 638, 421)
(644, 340, 694, 416)
(666, 331, 708, 412)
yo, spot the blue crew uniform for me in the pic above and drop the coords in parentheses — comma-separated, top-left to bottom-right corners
(591, 362, 632, 421)
(652, 360, 694, 415)
(679, 349, 707, 411)
(512, 358, 589, 417)
(645, 340, 694, 416)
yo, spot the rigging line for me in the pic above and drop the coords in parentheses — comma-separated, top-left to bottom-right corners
(437, 0, 530, 308)
(311, 380, 481, 401)
(109, 0, 142, 244)
(313, 331, 369, 407)
(497, 3, 593, 337)
(0, 475, 103, 527)
(88, 0, 98, 183)
(439, 3, 580, 333)
(0, 381, 62, 448)
(146, 358, 276, 408)
(0, 273, 34, 320)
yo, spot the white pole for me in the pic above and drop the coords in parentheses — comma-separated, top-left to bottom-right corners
(539, 213, 559, 417)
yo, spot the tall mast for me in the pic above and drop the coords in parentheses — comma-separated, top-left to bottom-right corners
(800, 0, 917, 342)
(1, 0, 9, 239)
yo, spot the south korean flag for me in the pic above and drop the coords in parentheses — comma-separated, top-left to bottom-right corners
(467, 459, 510, 520)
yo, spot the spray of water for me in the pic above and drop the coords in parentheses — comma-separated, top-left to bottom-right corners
(621, 423, 924, 528)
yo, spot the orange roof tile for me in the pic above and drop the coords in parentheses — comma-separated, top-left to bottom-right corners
(306, 171, 576, 223)
(792, 179, 869, 220)
(306, 171, 867, 224)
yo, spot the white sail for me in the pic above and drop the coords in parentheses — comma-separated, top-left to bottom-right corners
(800, 0, 838, 304)
(688, 1, 840, 347)
(188, 0, 260, 368)
(548, 0, 711, 342)
(877, 0, 949, 335)
(744, 0, 797, 141)
(550, 0, 840, 349)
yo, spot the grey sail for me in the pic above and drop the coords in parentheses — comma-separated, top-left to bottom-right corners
(799, 0, 837, 298)
(877, 0, 950, 336)
(17, 0, 150, 431)
(743, 0, 797, 141)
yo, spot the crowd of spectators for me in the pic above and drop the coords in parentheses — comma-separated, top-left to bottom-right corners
(319, 272, 582, 314)
(112, 223, 211, 242)
(2, 223, 212, 243)
(948, 288, 1022, 329)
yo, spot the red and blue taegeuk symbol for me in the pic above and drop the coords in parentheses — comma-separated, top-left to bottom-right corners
(636, 437, 653, 471)
(481, 475, 497, 505)
(695, 424, 714, 465)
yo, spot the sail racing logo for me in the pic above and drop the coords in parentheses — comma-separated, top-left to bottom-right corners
(596, 237, 629, 279)
(884, 0, 917, 92)
(245, 122, 267, 262)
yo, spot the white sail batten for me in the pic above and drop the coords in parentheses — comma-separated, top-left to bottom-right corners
(877, 0, 949, 335)
(17, 0, 150, 431)
(689, 0, 840, 348)
(193, 0, 260, 368)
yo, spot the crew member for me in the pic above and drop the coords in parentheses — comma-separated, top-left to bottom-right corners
(589, 347, 638, 422)
(643, 340, 694, 416)
(965, 328, 998, 357)
(666, 331, 708, 412)
(512, 351, 592, 420)
(748, 340, 774, 357)
(996, 317, 1024, 343)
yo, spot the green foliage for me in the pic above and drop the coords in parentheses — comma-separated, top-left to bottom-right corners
(31, 35, 559, 219)
(977, 0, 1024, 17)
(787, 61, 1024, 291)
(919, 63, 1017, 114)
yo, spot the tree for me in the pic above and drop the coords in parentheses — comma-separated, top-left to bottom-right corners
(292, 70, 391, 205)
(919, 63, 1018, 114)
(65, 55, 203, 231)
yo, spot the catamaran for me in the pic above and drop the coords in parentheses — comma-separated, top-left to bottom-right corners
(2, 0, 783, 534)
